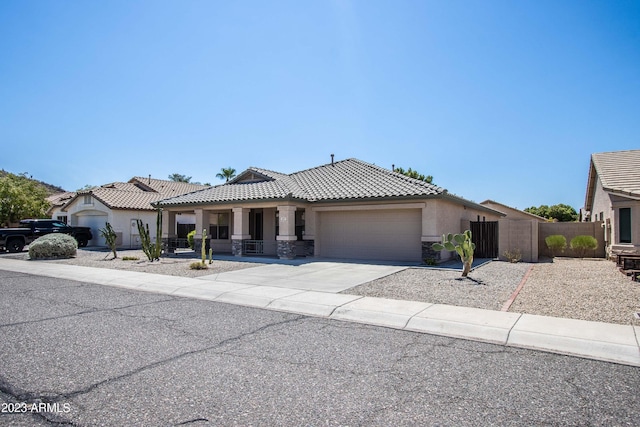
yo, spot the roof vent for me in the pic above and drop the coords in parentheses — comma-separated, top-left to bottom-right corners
(331, 154, 334, 165)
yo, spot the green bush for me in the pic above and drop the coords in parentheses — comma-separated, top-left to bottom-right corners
(29, 233, 77, 260)
(545, 235, 566, 257)
(187, 229, 196, 249)
(570, 235, 598, 258)
(189, 261, 208, 270)
(503, 248, 522, 263)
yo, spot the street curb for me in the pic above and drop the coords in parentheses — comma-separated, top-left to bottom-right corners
(1, 258, 639, 367)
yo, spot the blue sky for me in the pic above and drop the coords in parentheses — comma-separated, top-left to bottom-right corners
(1, 0, 638, 212)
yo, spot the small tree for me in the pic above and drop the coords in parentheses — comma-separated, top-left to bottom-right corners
(570, 235, 598, 258)
(432, 230, 475, 277)
(99, 222, 118, 259)
(187, 229, 196, 249)
(0, 173, 50, 226)
(216, 167, 236, 182)
(168, 173, 192, 183)
(545, 235, 567, 258)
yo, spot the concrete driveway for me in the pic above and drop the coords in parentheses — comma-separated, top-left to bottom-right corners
(197, 261, 407, 292)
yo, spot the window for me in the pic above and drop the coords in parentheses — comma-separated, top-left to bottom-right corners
(57, 215, 68, 224)
(209, 213, 230, 240)
(83, 195, 92, 204)
(619, 208, 632, 243)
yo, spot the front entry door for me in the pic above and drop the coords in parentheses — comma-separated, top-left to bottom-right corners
(249, 209, 263, 240)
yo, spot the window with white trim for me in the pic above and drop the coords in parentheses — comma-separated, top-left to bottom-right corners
(619, 208, 631, 243)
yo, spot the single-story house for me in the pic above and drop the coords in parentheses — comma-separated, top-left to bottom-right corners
(156, 158, 504, 262)
(54, 177, 208, 247)
(584, 149, 640, 257)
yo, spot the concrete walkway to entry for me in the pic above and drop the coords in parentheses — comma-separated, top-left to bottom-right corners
(0, 257, 638, 368)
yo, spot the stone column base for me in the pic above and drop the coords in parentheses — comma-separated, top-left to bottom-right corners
(422, 242, 441, 264)
(303, 240, 314, 257)
(232, 239, 244, 256)
(277, 240, 297, 259)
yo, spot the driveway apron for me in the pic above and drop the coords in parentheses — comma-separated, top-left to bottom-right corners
(196, 262, 407, 293)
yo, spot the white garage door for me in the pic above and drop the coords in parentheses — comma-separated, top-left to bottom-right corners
(318, 209, 422, 262)
(76, 215, 108, 246)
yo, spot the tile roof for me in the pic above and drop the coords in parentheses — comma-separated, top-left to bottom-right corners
(129, 177, 209, 196)
(46, 192, 76, 207)
(158, 158, 446, 206)
(61, 178, 209, 212)
(585, 150, 640, 208)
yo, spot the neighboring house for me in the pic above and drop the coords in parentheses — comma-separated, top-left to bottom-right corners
(480, 200, 547, 222)
(55, 177, 208, 247)
(46, 192, 76, 224)
(157, 158, 503, 262)
(584, 149, 640, 257)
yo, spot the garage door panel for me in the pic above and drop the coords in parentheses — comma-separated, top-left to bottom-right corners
(318, 209, 421, 261)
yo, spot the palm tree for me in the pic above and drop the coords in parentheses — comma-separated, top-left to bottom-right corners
(216, 167, 236, 182)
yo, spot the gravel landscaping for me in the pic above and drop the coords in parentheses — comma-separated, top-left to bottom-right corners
(3, 248, 639, 325)
(342, 261, 532, 312)
(2, 248, 266, 278)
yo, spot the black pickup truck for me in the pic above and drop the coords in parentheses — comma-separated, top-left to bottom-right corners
(0, 219, 93, 253)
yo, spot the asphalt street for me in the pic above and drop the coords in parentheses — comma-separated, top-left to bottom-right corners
(1, 270, 639, 426)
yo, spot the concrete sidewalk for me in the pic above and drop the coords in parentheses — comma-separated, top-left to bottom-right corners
(1, 258, 638, 367)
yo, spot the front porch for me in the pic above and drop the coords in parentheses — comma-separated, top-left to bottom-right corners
(161, 204, 314, 259)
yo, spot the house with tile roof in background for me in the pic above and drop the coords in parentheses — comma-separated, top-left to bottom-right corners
(157, 157, 504, 262)
(51, 177, 209, 247)
(584, 149, 640, 258)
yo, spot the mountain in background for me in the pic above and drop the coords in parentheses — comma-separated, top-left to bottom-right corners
(0, 169, 67, 196)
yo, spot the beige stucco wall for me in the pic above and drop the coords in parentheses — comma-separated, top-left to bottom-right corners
(588, 176, 640, 255)
(65, 196, 159, 248)
(498, 219, 538, 262)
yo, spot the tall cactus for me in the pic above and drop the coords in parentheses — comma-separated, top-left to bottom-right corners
(432, 230, 475, 277)
(201, 228, 207, 265)
(136, 207, 162, 261)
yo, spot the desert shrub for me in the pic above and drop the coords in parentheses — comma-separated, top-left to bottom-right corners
(570, 235, 598, 258)
(545, 235, 566, 257)
(187, 230, 196, 249)
(503, 248, 522, 263)
(29, 233, 77, 260)
(189, 261, 208, 270)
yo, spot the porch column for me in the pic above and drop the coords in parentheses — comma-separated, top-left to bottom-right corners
(161, 210, 177, 238)
(231, 207, 251, 256)
(161, 210, 177, 253)
(421, 202, 441, 262)
(194, 209, 211, 252)
(302, 208, 316, 257)
(277, 205, 297, 259)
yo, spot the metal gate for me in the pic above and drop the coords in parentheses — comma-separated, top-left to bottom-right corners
(470, 221, 499, 258)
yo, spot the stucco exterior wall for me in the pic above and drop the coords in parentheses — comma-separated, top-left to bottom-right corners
(498, 219, 538, 262)
(65, 196, 160, 248)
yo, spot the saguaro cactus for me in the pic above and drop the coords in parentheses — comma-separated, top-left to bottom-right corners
(432, 230, 475, 277)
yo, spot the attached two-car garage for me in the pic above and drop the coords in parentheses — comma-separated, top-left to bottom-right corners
(316, 208, 422, 262)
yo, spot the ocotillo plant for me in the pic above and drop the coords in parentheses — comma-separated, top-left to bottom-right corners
(432, 230, 475, 277)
